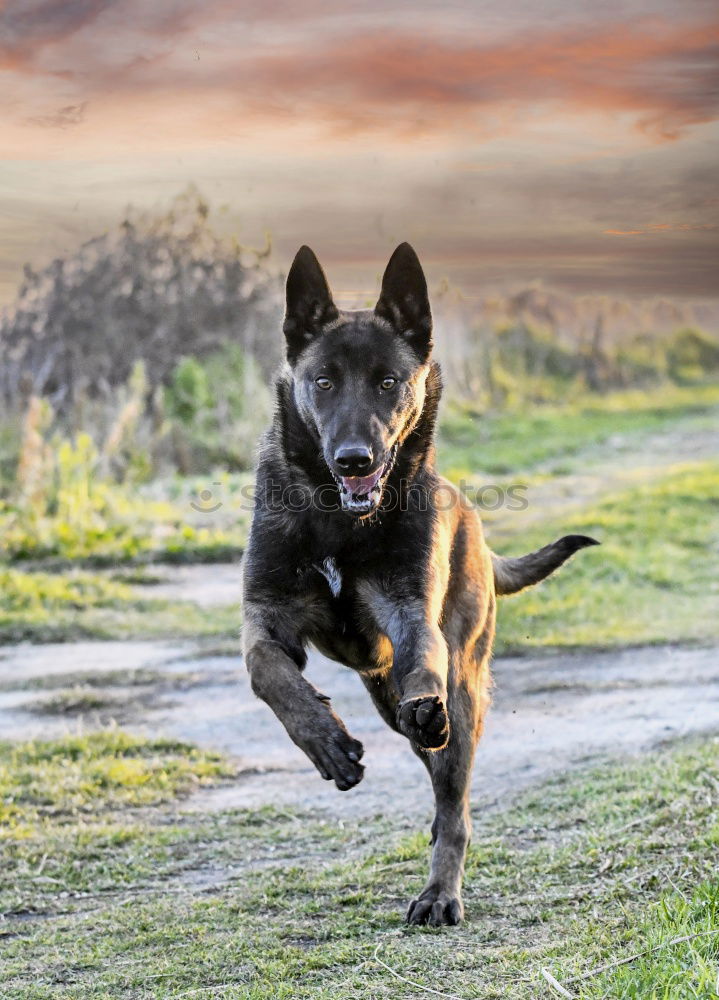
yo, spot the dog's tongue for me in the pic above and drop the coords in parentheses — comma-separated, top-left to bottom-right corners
(341, 468, 383, 496)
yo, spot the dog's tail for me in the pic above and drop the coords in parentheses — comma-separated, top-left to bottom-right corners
(492, 534, 599, 596)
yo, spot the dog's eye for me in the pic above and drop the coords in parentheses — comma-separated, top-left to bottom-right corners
(380, 376, 398, 390)
(315, 376, 333, 391)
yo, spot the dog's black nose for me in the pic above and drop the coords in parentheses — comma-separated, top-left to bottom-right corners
(334, 445, 373, 475)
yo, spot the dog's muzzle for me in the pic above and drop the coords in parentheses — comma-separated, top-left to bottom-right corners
(331, 445, 397, 516)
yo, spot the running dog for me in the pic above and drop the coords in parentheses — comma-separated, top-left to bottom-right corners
(242, 243, 598, 925)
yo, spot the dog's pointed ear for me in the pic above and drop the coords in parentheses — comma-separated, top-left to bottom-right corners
(283, 246, 339, 363)
(375, 243, 432, 360)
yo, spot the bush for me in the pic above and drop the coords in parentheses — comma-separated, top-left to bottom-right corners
(667, 327, 719, 382)
(0, 186, 282, 415)
(164, 345, 272, 471)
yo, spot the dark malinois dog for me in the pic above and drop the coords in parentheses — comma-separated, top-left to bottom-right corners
(242, 243, 597, 925)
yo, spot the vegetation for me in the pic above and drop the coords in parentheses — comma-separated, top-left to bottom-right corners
(1, 188, 718, 487)
(1, 731, 717, 998)
(0, 187, 282, 415)
(437, 381, 719, 477)
(0, 404, 248, 566)
(495, 459, 719, 653)
(459, 321, 719, 410)
(0, 731, 232, 832)
(0, 380, 715, 646)
(163, 345, 272, 473)
(0, 566, 240, 642)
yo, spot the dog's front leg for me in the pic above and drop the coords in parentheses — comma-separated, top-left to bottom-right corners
(361, 586, 450, 751)
(243, 605, 365, 790)
(393, 616, 451, 751)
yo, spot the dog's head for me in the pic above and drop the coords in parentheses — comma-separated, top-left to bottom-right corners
(284, 243, 433, 517)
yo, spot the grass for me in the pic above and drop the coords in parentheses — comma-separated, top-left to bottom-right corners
(1, 380, 717, 646)
(494, 460, 719, 653)
(0, 428, 250, 567)
(0, 489, 246, 568)
(0, 731, 232, 824)
(0, 566, 240, 643)
(584, 882, 719, 997)
(437, 382, 719, 479)
(0, 731, 717, 998)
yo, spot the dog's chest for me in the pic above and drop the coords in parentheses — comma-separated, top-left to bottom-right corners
(302, 555, 380, 670)
(314, 556, 343, 598)
(295, 555, 349, 604)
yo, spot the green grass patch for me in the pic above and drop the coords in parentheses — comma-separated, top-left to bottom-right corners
(495, 460, 719, 653)
(437, 382, 719, 478)
(1, 566, 134, 614)
(0, 566, 240, 642)
(1, 733, 717, 997)
(0, 731, 232, 833)
(0, 426, 249, 567)
(580, 880, 719, 998)
(0, 490, 246, 567)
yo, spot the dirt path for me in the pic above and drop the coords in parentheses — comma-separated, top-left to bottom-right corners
(1, 639, 717, 822)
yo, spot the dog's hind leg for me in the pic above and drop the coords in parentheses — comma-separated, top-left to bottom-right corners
(243, 604, 365, 791)
(406, 666, 489, 927)
(359, 664, 471, 924)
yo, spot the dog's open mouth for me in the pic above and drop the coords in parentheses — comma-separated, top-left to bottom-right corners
(331, 446, 397, 516)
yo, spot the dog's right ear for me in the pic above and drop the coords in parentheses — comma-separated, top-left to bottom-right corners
(283, 246, 339, 364)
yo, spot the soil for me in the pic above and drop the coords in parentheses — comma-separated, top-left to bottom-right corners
(1, 637, 717, 823)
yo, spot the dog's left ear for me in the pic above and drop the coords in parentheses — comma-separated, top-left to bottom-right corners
(375, 243, 432, 360)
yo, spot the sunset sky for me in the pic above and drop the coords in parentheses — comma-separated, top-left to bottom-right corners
(1, 0, 718, 305)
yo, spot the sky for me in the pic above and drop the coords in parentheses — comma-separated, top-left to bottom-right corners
(1, 0, 718, 306)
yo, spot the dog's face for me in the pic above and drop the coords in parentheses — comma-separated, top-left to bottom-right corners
(284, 244, 433, 517)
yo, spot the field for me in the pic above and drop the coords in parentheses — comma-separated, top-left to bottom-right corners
(2, 734, 718, 998)
(3, 381, 717, 650)
(1, 381, 718, 998)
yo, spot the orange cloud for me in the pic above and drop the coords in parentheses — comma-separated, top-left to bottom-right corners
(3, 7, 718, 144)
(604, 222, 718, 235)
(240, 19, 719, 140)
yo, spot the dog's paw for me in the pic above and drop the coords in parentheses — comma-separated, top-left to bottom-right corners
(288, 694, 365, 791)
(397, 695, 449, 750)
(304, 726, 365, 791)
(406, 888, 463, 927)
